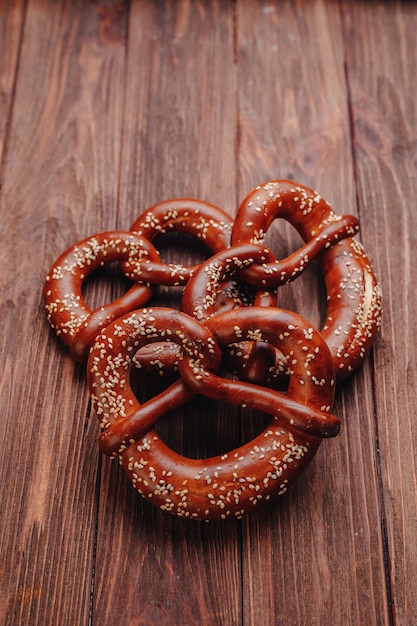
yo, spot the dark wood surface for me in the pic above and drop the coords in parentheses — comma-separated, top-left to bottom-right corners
(1, 1, 416, 624)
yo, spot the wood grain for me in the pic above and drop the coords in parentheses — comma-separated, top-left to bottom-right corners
(0, 1, 128, 624)
(342, 2, 417, 624)
(0, 0, 416, 624)
(0, 0, 26, 169)
(117, 0, 238, 215)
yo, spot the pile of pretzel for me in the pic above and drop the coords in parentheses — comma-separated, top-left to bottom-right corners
(44, 180, 382, 521)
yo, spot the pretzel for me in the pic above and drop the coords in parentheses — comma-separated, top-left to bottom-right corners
(90, 308, 219, 455)
(43, 232, 161, 362)
(43, 201, 234, 362)
(125, 198, 239, 377)
(88, 306, 338, 520)
(232, 180, 382, 378)
(181, 243, 277, 320)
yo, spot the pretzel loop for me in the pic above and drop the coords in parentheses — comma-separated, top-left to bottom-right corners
(181, 243, 282, 385)
(124, 199, 233, 285)
(43, 232, 160, 362)
(126, 203, 277, 381)
(184, 306, 339, 439)
(233, 215, 359, 288)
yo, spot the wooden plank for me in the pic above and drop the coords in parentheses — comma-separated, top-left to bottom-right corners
(91, 2, 242, 625)
(117, 0, 237, 214)
(0, 1, 128, 624)
(341, 2, 417, 624)
(236, 1, 389, 624)
(0, 0, 26, 168)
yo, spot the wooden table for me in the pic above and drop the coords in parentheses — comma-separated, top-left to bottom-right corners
(1, 1, 416, 624)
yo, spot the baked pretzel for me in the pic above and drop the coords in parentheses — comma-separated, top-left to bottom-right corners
(181, 243, 277, 320)
(88, 306, 338, 520)
(43, 232, 160, 361)
(44, 200, 235, 364)
(232, 180, 382, 378)
(91, 308, 220, 456)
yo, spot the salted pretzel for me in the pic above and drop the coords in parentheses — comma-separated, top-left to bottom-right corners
(43, 201, 234, 362)
(88, 306, 338, 521)
(232, 180, 382, 379)
(43, 232, 160, 362)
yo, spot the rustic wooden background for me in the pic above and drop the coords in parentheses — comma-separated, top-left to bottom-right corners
(1, 1, 416, 624)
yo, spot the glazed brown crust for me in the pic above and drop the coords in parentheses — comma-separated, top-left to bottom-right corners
(180, 243, 280, 385)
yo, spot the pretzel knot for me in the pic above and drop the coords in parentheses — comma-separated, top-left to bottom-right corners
(89, 307, 338, 521)
(43, 180, 382, 520)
